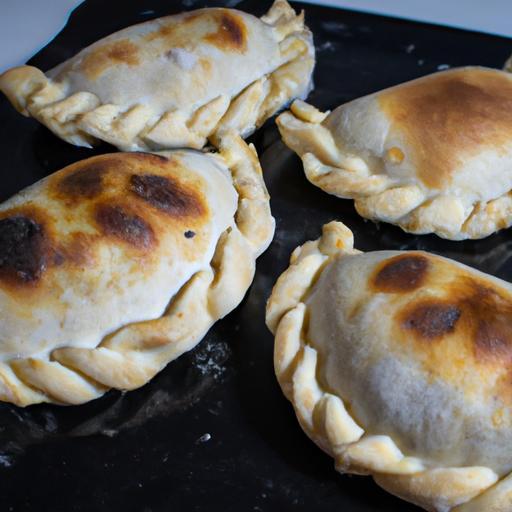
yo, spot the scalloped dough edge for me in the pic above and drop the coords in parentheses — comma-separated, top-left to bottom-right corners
(266, 221, 508, 511)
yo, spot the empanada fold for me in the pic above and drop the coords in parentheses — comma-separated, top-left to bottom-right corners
(0, 135, 273, 406)
(267, 221, 512, 511)
(278, 66, 512, 240)
(375, 468, 500, 512)
(0, 0, 315, 151)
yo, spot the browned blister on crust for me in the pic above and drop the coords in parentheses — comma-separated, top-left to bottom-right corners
(266, 221, 512, 511)
(371, 254, 430, 293)
(80, 39, 141, 80)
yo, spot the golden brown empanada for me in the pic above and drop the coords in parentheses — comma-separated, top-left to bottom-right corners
(0, 0, 314, 151)
(267, 221, 512, 511)
(277, 66, 512, 240)
(0, 134, 274, 406)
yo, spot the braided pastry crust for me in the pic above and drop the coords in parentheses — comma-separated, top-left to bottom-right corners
(0, 0, 314, 151)
(266, 221, 512, 511)
(0, 133, 274, 406)
(277, 66, 512, 240)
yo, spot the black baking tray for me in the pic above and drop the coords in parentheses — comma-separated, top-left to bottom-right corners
(0, 1, 511, 511)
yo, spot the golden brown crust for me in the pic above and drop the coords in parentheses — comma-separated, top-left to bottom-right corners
(204, 11, 248, 52)
(378, 68, 512, 189)
(143, 9, 248, 52)
(82, 10, 249, 81)
(365, 251, 512, 407)
(81, 39, 141, 80)
(0, 152, 212, 301)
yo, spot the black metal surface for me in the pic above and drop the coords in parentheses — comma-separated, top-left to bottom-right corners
(0, 1, 511, 511)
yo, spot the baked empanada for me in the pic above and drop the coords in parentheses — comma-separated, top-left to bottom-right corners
(267, 221, 512, 512)
(0, 0, 314, 151)
(0, 134, 274, 406)
(277, 66, 512, 240)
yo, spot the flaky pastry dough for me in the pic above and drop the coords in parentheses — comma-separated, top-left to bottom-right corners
(267, 221, 512, 511)
(0, 0, 314, 151)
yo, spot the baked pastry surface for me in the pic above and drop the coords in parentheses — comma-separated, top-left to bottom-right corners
(0, 0, 314, 151)
(0, 134, 274, 406)
(277, 66, 512, 240)
(267, 221, 512, 511)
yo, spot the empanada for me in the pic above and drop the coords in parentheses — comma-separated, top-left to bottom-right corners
(0, 134, 274, 406)
(0, 0, 314, 151)
(267, 221, 512, 511)
(277, 66, 512, 240)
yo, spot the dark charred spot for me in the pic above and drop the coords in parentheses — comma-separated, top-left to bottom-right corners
(403, 302, 461, 340)
(53, 251, 65, 266)
(184, 230, 196, 238)
(58, 164, 106, 198)
(219, 13, 244, 46)
(95, 205, 155, 249)
(395, 276, 512, 359)
(0, 216, 48, 284)
(205, 12, 247, 52)
(130, 174, 204, 217)
(373, 254, 429, 293)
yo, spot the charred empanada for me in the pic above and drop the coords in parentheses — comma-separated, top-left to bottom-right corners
(0, 134, 273, 406)
(277, 67, 512, 240)
(0, 0, 314, 151)
(267, 221, 512, 512)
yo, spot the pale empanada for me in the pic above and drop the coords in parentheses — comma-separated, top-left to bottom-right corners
(277, 66, 512, 240)
(267, 221, 512, 512)
(0, 134, 274, 406)
(0, 0, 314, 151)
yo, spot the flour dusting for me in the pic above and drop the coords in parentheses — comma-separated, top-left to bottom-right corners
(317, 41, 335, 53)
(166, 48, 197, 70)
(196, 433, 211, 444)
(0, 454, 13, 468)
(193, 338, 230, 380)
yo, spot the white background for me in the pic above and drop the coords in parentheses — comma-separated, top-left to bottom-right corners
(1, 0, 511, 73)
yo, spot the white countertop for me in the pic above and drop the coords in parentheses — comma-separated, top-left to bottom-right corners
(1, 0, 511, 73)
